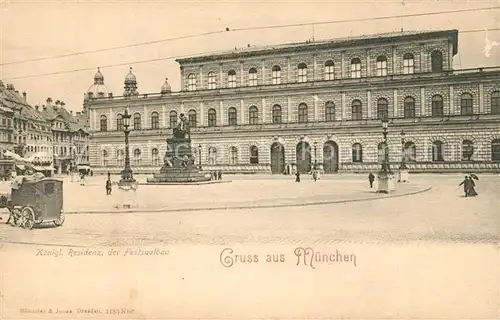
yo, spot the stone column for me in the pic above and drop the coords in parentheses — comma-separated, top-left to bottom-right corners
(261, 59, 266, 85)
(240, 61, 244, 86)
(449, 85, 454, 115)
(419, 44, 425, 73)
(199, 65, 203, 89)
(240, 99, 245, 124)
(261, 97, 266, 123)
(393, 89, 398, 118)
(287, 96, 292, 122)
(287, 57, 291, 83)
(341, 51, 346, 78)
(199, 102, 205, 127)
(367, 90, 372, 119)
(313, 95, 318, 121)
(313, 54, 317, 81)
(219, 101, 224, 126)
(180, 102, 185, 114)
(109, 109, 113, 131)
(448, 42, 454, 70)
(366, 49, 371, 77)
(162, 105, 166, 127)
(180, 67, 185, 91)
(479, 83, 484, 113)
(420, 87, 425, 117)
(341, 92, 346, 120)
(392, 46, 397, 75)
(219, 63, 224, 88)
(143, 105, 147, 128)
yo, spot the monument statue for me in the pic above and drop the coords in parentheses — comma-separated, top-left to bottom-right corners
(147, 113, 210, 184)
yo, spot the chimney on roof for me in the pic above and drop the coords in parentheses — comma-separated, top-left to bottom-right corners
(76, 112, 81, 117)
(42, 105, 47, 111)
(70, 110, 73, 115)
(46, 98, 52, 107)
(15, 90, 19, 94)
(108, 92, 113, 98)
(60, 101, 66, 108)
(35, 105, 39, 111)
(22, 92, 27, 102)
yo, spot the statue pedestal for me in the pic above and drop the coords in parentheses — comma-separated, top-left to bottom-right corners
(398, 169, 409, 182)
(377, 171, 395, 194)
(117, 180, 139, 209)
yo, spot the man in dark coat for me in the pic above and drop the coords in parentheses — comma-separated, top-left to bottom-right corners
(458, 176, 470, 197)
(368, 172, 375, 188)
(295, 171, 300, 182)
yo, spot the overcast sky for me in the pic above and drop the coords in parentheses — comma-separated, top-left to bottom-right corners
(1, 0, 499, 112)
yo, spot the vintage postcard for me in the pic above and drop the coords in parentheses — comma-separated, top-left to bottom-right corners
(0, 0, 499, 319)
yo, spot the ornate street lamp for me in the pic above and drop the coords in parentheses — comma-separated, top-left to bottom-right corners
(119, 109, 135, 183)
(313, 141, 318, 170)
(198, 144, 202, 169)
(377, 117, 394, 193)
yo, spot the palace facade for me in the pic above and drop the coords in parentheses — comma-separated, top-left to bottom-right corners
(86, 29, 500, 174)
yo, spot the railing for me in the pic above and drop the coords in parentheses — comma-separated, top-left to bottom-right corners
(341, 161, 500, 173)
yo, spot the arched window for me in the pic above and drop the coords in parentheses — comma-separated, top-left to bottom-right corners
(404, 142, 416, 162)
(169, 111, 178, 128)
(432, 95, 444, 117)
(404, 97, 416, 118)
(99, 115, 107, 132)
(432, 141, 444, 162)
(228, 107, 237, 126)
(272, 105, 282, 124)
(250, 145, 259, 164)
(116, 114, 123, 131)
(297, 63, 307, 83)
(491, 91, 500, 114)
(208, 71, 217, 90)
(431, 50, 443, 72)
(352, 143, 363, 163)
(351, 58, 361, 78)
(116, 149, 124, 167)
(351, 100, 362, 120)
(325, 101, 335, 121)
(249, 106, 258, 125)
(188, 109, 197, 128)
(324, 60, 335, 80)
(403, 53, 415, 74)
(102, 149, 108, 166)
(298, 103, 308, 123)
(208, 147, 217, 165)
(460, 93, 473, 115)
(133, 113, 141, 130)
(152, 148, 159, 166)
(133, 149, 141, 166)
(376, 56, 387, 76)
(187, 73, 197, 91)
(272, 65, 281, 85)
(227, 70, 236, 88)
(492, 139, 500, 162)
(229, 146, 238, 165)
(208, 108, 216, 127)
(248, 68, 258, 86)
(377, 142, 386, 163)
(377, 98, 388, 120)
(462, 140, 474, 161)
(151, 112, 159, 129)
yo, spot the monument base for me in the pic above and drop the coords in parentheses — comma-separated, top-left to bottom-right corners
(377, 172, 395, 193)
(147, 167, 211, 184)
(398, 169, 410, 182)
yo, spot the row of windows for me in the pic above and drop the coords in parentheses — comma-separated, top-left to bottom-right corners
(100, 139, 500, 166)
(186, 51, 444, 91)
(98, 90, 500, 131)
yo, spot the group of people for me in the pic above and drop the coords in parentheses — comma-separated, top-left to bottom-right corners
(294, 169, 320, 182)
(458, 175, 479, 197)
(211, 170, 223, 181)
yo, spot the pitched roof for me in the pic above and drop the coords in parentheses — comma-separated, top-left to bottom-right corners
(176, 29, 459, 64)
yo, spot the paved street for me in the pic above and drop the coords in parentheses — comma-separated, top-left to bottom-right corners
(0, 174, 498, 319)
(0, 173, 497, 246)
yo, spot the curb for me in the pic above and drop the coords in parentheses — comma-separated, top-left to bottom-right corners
(64, 185, 432, 215)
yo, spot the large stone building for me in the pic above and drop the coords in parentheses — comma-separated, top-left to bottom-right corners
(86, 29, 500, 174)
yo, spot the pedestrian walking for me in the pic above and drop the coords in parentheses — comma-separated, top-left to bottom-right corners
(218, 170, 222, 180)
(458, 176, 470, 197)
(312, 170, 318, 182)
(106, 172, 112, 195)
(295, 171, 301, 182)
(80, 172, 86, 186)
(368, 172, 375, 188)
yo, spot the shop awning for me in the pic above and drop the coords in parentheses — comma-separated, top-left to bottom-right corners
(32, 166, 54, 171)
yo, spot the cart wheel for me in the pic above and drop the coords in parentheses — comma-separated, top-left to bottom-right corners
(54, 211, 65, 227)
(21, 207, 35, 230)
(12, 209, 22, 227)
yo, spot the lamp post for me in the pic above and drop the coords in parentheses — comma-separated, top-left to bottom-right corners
(198, 144, 202, 169)
(119, 109, 135, 183)
(398, 129, 409, 182)
(313, 141, 318, 170)
(377, 118, 394, 193)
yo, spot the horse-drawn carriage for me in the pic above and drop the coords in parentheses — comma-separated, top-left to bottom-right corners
(0, 178, 65, 229)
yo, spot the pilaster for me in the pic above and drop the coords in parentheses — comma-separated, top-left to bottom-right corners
(366, 49, 371, 77)
(200, 102, 205, 126)
(449, 85, 454, 115)
(367, 90, 372, 118)
(341, 92, 346, 120)
(287, 96, 292, 122)
(479, 83, 484, 113)
(393, 89, 398, 117)
(420, 87, 425, 116)
(262, 97, 266, 123)
(240, 99, 245, 124)
(392, 46, 397, 75)
(219, 101, 224, 126)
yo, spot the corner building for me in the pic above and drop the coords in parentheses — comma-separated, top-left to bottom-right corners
(87, 30, 500, 174)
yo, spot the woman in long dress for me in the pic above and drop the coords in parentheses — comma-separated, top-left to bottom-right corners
(468, 176, 478, 196)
